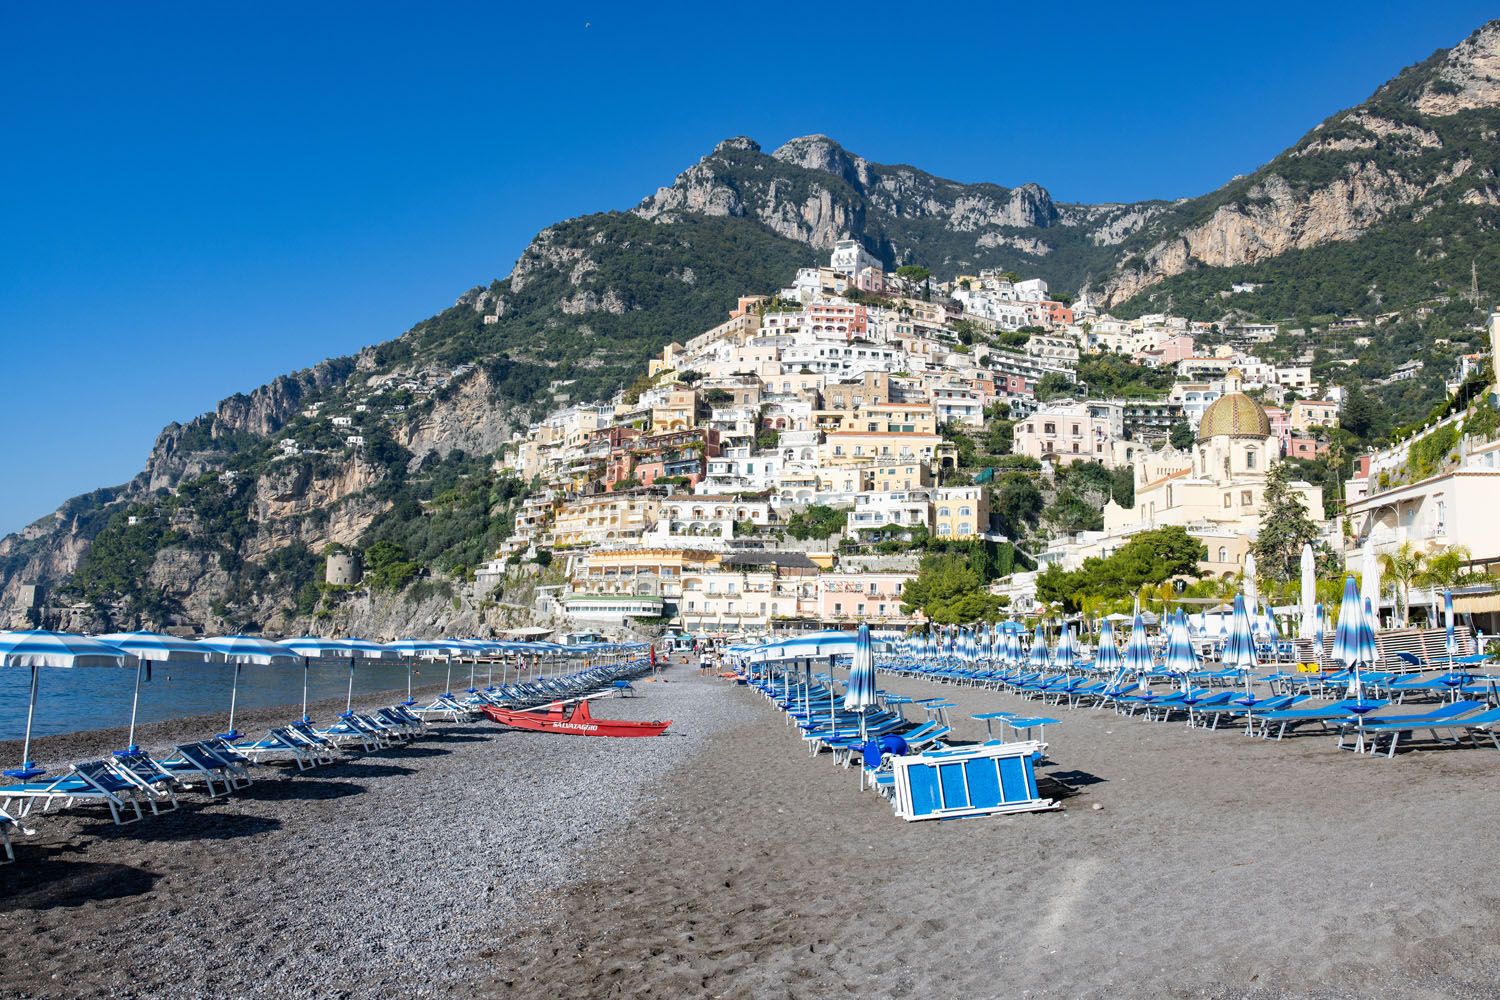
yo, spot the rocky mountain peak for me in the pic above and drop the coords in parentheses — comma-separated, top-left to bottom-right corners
(771, 134, 865, 185)
(1391, 19, 1500, 115)
(713, 135, 760, 155)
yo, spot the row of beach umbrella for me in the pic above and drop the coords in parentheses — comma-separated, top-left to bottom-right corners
(0, 630, 644, 779)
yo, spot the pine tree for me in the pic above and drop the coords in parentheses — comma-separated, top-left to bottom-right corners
(1251, 464, 1320, 583)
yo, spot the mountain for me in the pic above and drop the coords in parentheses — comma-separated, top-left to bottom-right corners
(4, 19, 1499, 633)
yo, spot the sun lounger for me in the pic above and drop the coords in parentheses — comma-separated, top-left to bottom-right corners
(1, 761, 150, 825)
(1338, 700, 1490, 756)
(1254, 699, 1389, 740)
(159, 742, 254, 797)
(0, 805, 33, 863)
(890, 740, 1058, 822)
(226, 728, 320, 770)
(105, 752, 182, 815)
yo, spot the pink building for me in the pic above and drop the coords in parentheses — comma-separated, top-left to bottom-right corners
(806, 302, 868, 341)
(1138, 334, 1197, 367)
(818, 572, 914, 623)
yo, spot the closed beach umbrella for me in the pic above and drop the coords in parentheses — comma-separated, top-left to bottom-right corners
(1332, 577, 1367, 700)
(1028, 623, 1049, 671)
(199, 635, 299, 740)
(1054, 624, 1076, 673)
(1444, 590, 1457, 668)
(1243, 553, 1258, 611)
(1123, 611, 1154, 687)
(1299, 544, 1317, 639)
(0, 631, 136, 778)
(1164, 610, 1200, 694)
(1221, 594, 1259, 700)
(1259, 604, 1280, 641)
(1314, 603, 1326, 668)
(96, 630, 214, 754)
(1095, 620, 1122, 679)
(843, 624, 878, 739)
(1360, 545, 1380, 626)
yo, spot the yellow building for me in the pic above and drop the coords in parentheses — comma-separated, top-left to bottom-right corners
(571, 546, 719, 602)
(550, 492, 662, 548)
(651, 389, 699, 432)
(868, 461, 933, 492)
(933, 485, 989, 538)
(824, 431, 944, 466)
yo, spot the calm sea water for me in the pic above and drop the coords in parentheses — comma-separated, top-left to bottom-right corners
(0, 658, 501, 743)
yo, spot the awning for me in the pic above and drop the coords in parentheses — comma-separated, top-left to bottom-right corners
(1454, 593, 1500, 614)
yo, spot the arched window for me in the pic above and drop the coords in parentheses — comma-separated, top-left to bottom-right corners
(959, 506, 972, 517)
(1218, 546, 1227, 563)
(1245, 447, 1257, 470)
(938, 507, 950, 517)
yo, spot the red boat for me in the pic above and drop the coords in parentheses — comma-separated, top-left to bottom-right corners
(479, 698, 672, 738)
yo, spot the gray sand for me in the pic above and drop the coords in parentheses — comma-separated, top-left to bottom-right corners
(5, 665, 1500, 999)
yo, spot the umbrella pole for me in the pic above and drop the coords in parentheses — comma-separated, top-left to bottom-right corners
(344, 660, 355, 716)
(224, 662, 243, 741)
(302, 657, 311, 723)
(405, 658, 415, 705)
(445, 656, 454, 697)
(468, 658, 477, 694)
(14, 665, 40, 776)
(125, 656, 148, 754)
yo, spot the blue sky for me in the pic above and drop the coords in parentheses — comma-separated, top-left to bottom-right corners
(1, 1, 1494, 534)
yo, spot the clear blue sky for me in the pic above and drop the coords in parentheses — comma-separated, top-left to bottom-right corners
(1, 1, 1493, 534)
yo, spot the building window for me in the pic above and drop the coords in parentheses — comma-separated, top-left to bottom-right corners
(1241, 490, 1253, 506)
(938, 507, 950, 517)
(1224, 494, 1232, 508)
(1245, 448, 1257, 470)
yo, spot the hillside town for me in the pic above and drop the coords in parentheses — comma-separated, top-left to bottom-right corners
(462, 241, 1481, 636)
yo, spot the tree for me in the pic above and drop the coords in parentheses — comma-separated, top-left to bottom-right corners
(363, 540, 420, 592)
(1169, 420, 1195, 450)
(992, 474, 1043, 538)
(1036, 526, 1205, 611)
(1377, 541, 1426, 627)
(1251, 465, 1322, 584)
(900, 552, 1005, 624)
(784, 504, 846, 540)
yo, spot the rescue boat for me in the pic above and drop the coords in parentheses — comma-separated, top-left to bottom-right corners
(479, 697, 671, 737)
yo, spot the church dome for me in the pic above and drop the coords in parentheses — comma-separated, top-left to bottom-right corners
(1196, 369, 1271, 443)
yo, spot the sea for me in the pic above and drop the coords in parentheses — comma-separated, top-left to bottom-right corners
(0, 658, 483, 742)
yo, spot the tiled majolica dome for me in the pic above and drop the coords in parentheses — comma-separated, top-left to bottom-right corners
(1196, 369, 1271, 443)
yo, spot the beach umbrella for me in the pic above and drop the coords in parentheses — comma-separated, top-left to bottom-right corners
(1332, 577, 1369, 700)
(1163, 610, 1200, 695)
(843, 624, 878, 738)
(1258, 603, 1280, 641)
(1054, 624, 1076, 674)
(1028, 623, 1049, 671)
(198, 635, 299, 741)
(1444, 590, 1457, 669)
(385, 639, 450, 704)
(1314, 603, 1326, 668)
(1221, 594, 1259, 700)
(1243, 553, 1258, 611)
(280, 636, 355, 722)
(0, 631, 136, 778)
(96, 631, 215, 754)
(1360, 545, 1380, 626)
(1095, 620, 1122, 679)
(1299, 544, 1317, 639)
(1123, 611, 1155, 690)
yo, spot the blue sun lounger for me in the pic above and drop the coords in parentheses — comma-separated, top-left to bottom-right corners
(105, 752, 183, 815)
(1254, 699, 1389, 740)
(159, 742, 254, 797)
(1338, 700, 1490, 756)
(226, 728, 321, 770)
(891, 741, 1058, 822)
(1, 761, 150, 825)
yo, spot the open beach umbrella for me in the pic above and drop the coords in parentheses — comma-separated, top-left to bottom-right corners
(1360, 545, 1380, 626)
(198, 636, 299, 740)
(1221, 594, 1259, 701)
(0, 631, 136, 778)
(96, 631, 215, 754)
(385, 639, 450, 704)
(280, 636, 354, 722)
(1163, 610, 1200, 695)
(1299, 544, 1317, 639)
(843, 624, 878, 738)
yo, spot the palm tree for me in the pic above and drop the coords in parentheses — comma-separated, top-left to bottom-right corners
(1416, 544, 1482, 624)
(1379, 541, 1427, 627)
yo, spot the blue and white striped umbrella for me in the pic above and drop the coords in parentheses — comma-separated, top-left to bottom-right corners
(1054, 624, 1076, 673)
(280, 636, 359, 722)
(1221, 594, 1259, 699)
(1444, 590, 1456, 666)
(1094, 620, 1122, 677)
(0, 630, 136, 778)
(1258, 603, 1280, 640)
(843, 624, 878, 722)
(1123, 611, 1155, 681)
(1332, 576, 1362, 669)
(1163, 610, 1201, 694)
(98, 630, 216, 754)
(1314, 603, 1326, 668)
(1028, 623, 1050, 670)
(199, 635, 299, 740)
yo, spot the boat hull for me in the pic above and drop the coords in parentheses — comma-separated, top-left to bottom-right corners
(479, 699, 671, 738)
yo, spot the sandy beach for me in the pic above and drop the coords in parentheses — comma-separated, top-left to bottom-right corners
(4, 662, 1500, 999)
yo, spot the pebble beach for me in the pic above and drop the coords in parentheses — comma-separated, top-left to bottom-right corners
(4, 660, 1500, 999)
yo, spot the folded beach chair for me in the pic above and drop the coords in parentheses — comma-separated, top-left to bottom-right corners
(1, 761, 149, 825)
(1338, 700, 1490, 756)
(158, 742, 254, 797)
(890, 741, 1058, 822)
